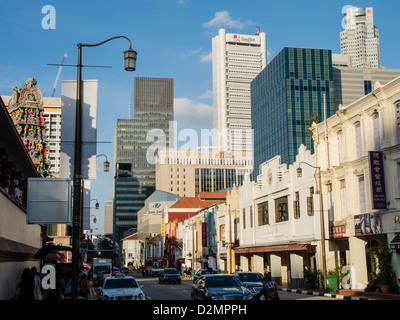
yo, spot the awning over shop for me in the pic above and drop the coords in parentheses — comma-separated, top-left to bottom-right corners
(234, 243, 312, 254)
(390, 234, 400, 250)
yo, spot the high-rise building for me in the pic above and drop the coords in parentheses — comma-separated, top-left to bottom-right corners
(340, 7, 380, 68)
(332, 57, 400, 109)
(212, 28, 267, 153)
(251, 47, 335, 178)
(155, 148, 252, 197)
(113, 77, 174, 243)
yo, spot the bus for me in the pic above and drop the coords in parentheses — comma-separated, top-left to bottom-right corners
(145, 258, 168, 276)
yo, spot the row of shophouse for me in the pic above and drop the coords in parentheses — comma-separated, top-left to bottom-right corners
(123, 76, 400, 291)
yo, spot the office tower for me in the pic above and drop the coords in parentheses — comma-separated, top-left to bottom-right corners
(251, 47, 335, 178)
(340, 7, 380, 68)
(155, 148, 252, 197)
(104, 199, 113, 235)
(332, 57, 400, 109)
(212, 28, 267, 153)
(113, 77, 173, 243)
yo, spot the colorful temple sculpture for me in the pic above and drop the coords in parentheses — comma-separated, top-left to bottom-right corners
(6, 78, 51, 177)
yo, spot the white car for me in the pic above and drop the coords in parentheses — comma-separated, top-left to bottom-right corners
(99, 274, 145, 300)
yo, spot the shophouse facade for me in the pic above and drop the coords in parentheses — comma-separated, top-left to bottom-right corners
(236, 145, 319, 288)
(310, 75, 400, 290)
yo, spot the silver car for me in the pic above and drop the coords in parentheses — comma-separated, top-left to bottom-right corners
(99, 274, 145, 300)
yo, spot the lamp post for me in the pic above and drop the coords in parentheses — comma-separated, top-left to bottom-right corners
(71, 36, 136, 300)
(297, 161, 327, 290)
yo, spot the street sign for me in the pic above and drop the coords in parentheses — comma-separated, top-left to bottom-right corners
(80, 239, 88, 253)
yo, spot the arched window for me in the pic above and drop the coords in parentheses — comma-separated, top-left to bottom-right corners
(337, 130, 344, 163)
(354, 121, 362, 159)
(372, 112, 380, 150)
(396, 101, 400, 144)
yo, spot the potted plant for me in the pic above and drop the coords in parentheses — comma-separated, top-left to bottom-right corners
(367, 244, 393, 294)
(303, 268, 322, 290)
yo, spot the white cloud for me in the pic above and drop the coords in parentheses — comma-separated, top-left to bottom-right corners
(200, 52, 212, 63)
(202, 11, 255, 30)
(198, 89, 213, 99)
(174, 97, 213, 130)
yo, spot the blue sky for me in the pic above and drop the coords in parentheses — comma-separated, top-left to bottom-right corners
(1, 0, 399, 234)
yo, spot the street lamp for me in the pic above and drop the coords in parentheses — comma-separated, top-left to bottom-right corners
(97, 154, 110, 172)
(90, 214, 97, 224)
(297, 161, 327, 290)
(71, 35, 136, 300)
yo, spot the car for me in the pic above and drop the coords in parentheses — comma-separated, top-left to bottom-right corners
(121, 267, 129, 275)
(233, 272, 265, 294)
(112, 267, 121, 276)
(191, 274, 253, 300)
(193, 268, 219, 283)
(158, 268, 181, 284)
(99, 274, 145, 300)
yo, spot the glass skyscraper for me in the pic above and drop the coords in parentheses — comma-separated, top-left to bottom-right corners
(113, 77, 174, 243)
(251, 47, 335, 178)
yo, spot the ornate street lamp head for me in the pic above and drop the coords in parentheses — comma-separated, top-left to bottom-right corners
(124, 48, 137, 71)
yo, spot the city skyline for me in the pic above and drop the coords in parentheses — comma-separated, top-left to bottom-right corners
(1, 1, 399, 233)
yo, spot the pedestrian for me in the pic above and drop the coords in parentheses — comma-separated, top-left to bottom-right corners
(63, 270, 72, 298)
(13, 268, 35, 300)
(31, 266, 42, 300)
(79, 274, 89, 299)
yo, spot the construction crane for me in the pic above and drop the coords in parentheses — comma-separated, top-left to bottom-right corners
(51, 53, 68, 97)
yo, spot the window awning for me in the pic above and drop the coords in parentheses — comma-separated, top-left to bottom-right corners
(390, 234, 400, 250)
(234, 243, 313, 254)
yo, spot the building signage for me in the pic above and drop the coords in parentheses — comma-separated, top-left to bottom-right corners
(368, 151, 387, 209)
(226, 34, 260, 45)
(354, 212, 382, 235)
(329, 225, 346, 238)
(202, 222, 207, 247)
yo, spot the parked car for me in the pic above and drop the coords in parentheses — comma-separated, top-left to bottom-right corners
(233, 272, 265, 294)
(191, 274, 253, 300)
(121, 267, 129, 275)
(158, 268, 181, 284)
(98, 274, 145, 300)
(193, 268, 219, 283)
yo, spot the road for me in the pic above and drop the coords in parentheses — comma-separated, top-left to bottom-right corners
(130, 272, 338, 301)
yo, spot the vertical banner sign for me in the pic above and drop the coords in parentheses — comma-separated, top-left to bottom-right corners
(202, 222, 207, 247)
(368, 151, 387, 209)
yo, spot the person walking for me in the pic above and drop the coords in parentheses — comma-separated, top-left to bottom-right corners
(31, 266, 42, 300)
(13, 268, 35, 300)
(79, 274, 89, 299)
(63, 270, 72, 298)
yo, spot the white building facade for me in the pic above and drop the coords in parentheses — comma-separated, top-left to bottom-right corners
(236, 145, 321, 288)
(311, 75, 400, 290)
(212, 28, 267, 153)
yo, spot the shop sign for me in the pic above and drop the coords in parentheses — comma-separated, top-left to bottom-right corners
(202, 222, 207, 247)
(369, 151, 387, 209)
(354, 212, 382, 235)
(329, 225, 346, 238)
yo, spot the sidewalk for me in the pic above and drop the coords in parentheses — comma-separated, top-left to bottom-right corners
(280, 287, 400, 300)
